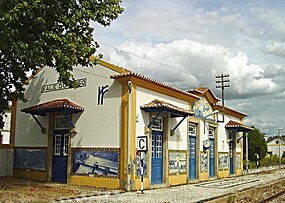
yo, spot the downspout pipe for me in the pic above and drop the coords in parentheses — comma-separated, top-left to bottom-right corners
(127, 81, 132, 191)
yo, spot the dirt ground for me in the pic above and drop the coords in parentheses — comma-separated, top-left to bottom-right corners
(0, 177, 118, 202)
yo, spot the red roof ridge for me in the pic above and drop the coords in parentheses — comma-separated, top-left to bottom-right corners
(111, 72, 200, 100)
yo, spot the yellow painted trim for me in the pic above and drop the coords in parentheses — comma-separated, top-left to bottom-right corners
(218, 170, 229, 178)
(236, 169, 243, 176)
(9, 99, 17, 147)
(130, 83, 137, 190)
(69, 176, 120, 189)
(99, 60, 130, 74)
(13, 169, 47, 181)
(203, 90, 219, 104)
(115, 76, 198, 103)
(46, 114, 55, 182)
(0, 144, 13, 149)
(169, 174, 188, 186)
(120, 83, 128, 189)
(213, 105, 247, 119)
(199, 172, 209, 181)
(188, 116, 201, 124)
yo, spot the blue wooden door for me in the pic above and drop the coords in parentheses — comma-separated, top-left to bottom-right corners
(229, 141, 234, 174)
(188, 136, 196, 179)
(151, 131, 163, 184)
(209, 138, 215, 177)
(52, 130, 69, 183)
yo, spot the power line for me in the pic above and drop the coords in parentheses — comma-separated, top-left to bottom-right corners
(98, 41, 214, 83)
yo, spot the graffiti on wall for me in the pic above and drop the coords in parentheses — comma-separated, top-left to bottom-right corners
(14, 148, 46, 171)
(169, 151, 187, 174)
(72, 148, 119, 177)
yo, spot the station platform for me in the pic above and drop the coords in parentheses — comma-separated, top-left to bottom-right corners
(59, 166, 285, 202)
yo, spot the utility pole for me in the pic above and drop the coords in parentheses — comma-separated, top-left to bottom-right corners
(278, 128, 283, 169)
(216, 73, 230, 123)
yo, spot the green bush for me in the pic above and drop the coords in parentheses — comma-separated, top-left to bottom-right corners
(243, 155, 285, 169)
(260, 155, 279, 167)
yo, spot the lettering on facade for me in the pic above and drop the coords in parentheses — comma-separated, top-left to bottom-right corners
(41, 78, 87, 93)
(98, 85, 109, 105)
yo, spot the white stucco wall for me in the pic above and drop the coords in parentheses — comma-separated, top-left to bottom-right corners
(267, 137, 285, 156)
(2, 110, 11, 132)
(0, 148, 14, 176)
(216, 114, 242, 153)
(15, 64, 122, 148)
(136, 87, 189, 150)
(1, 110, 11, 144)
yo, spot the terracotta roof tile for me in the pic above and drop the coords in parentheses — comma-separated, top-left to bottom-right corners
(21, 99, 84, 115)
(111, 72, 200, 99)
(141, 99, 194, 117)
(225, 120, 253, 131)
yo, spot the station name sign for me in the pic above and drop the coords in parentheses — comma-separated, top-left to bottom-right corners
(41, 78, 87, 93)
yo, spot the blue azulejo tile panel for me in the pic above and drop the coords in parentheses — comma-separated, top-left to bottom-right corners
(218, 153, 229, 170)
(200, 151, 208, 172)
(169, 151, 187, 174)
(14, 148, 46, 171)
(72, 148, 119, 177)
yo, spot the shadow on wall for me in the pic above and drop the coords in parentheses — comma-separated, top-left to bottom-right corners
(17, 69, 49, 140)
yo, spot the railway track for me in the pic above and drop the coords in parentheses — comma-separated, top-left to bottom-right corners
(258, 188, 285, 203)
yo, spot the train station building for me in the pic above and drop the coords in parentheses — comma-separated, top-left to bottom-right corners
(8, 60, 253, 190)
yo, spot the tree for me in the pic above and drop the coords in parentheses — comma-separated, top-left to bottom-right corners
(243, 126, 267, 161)
(0, 0, 123, 128)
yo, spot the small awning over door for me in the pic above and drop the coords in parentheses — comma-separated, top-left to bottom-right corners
(141, 99, 194, 130)
(21, 99, 84, 116)
(21, 99, 84, 132)
(141, 99, 194, 118)
(225, 120, 253, 132)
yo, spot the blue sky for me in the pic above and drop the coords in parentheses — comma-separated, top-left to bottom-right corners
(92, 0, 285, 136)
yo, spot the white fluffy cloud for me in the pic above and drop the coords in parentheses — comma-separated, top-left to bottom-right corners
(93, 0, 285, 135)
(100, 39, 281, 99)
(261, 42, 285, 57)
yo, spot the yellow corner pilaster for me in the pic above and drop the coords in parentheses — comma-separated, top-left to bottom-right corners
(10, 99, 17, 147)
(130, 83, 137, 190)
(120, 82, 137, 190)
(120, 83, 128, 188)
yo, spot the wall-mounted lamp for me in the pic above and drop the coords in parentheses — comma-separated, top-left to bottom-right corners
(70, 127, 78, 138)
(203, 110, 219, 133)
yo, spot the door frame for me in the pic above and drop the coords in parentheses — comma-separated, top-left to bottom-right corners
(149, 115, 166, 185)
(151, 130, 164, 184)
(229, 131, 235, 175)
(47, 114, 71, 183)
(52, 129, 69, 183)
(208, 126, 216, 178)
(188, 122, 197, 180)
